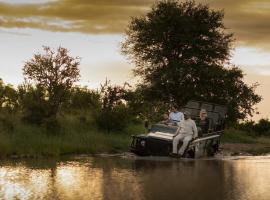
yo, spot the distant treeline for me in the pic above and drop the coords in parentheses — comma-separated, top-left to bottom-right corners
(236, 119, 270, 136)
(0, 75, 144, 133)
(0, 46, 164, 133)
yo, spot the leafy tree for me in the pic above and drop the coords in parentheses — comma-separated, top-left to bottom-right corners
(0, 79, 18, 112)
(95, 80, 131, 132)
(0, 79, 18, 132)
(122, 0, 261, 122)
(18, 84, 49, 124)
(23, 46, 80, 119)
(125, 88, 169, 123)
(253, 118, 270, 135)
(199, 66, 261, 123)
(237, 118, 270, 136)
(236, 120, 255, 133)
(99, 79, 129, 111)
(64, 86, 101, 111)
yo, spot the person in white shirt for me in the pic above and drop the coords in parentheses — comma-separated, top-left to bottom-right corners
(171, 111, 198, 157)
(169, 106, 184, 125)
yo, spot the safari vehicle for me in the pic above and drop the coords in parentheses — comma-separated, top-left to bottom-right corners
(130, 101, 227, 158)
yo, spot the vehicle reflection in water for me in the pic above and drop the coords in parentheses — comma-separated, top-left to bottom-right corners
(0, 156, 270, 200)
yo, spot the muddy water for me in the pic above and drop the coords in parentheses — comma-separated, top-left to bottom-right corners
(0, 155, 270, 200)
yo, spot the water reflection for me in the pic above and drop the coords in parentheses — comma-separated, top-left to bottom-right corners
(55, 163, 103, 199)
(0, 156, 269, 200)
(223, 158, 270, 200)
(0, 167, 53, 199)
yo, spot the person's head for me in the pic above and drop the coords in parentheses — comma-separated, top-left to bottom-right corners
(183, 111, 191, 120)
(171, 106, 178, 113)
(200, 109, 207, 119)
(163, 113, 169, 120)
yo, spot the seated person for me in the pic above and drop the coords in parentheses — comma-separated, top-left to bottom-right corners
(169, 106, 184, 125)
(197, 109, 210, 136)
(161, 112, 169, 125)
(171, 111, 198, 157)
(214, 115, 225, 131)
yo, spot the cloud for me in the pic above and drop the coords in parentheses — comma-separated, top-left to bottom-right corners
(204, 0, 270, 49)
(0, 0, 270, 48)
(0, 28, 30, 36)
(0, 0, 153, 34)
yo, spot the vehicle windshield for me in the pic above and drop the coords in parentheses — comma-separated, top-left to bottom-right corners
(150, 124, 178, 134)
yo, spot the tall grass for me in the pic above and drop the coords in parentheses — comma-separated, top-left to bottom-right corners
(222, 128, 270, 146)
(221, 128, 270, 155)
(2, 113, 269, 158)
(0, 111, 145, 158)
(221, 129, 257, 144)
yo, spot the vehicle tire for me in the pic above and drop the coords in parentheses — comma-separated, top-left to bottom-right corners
(206, 146, 215, 157)
(184, 149, 195, 158)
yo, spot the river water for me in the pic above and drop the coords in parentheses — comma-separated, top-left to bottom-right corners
(0, 155, 270, 200)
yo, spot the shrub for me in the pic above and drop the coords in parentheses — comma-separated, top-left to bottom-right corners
(43, 117, 61, 135)
(253, 118, 270, 136)
(0, 111, 16, 132)
(18, 84, 49, 124)
(236, 120, 255, 133)
(236, 118, 270, 136)
(0, 79, 18, 112)
(94, 80, 133, 133)
(63, 86, 101, 111)
(95, 104, 132, 133)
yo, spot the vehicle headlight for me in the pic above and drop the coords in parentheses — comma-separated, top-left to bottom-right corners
(140, 140, 146, 147)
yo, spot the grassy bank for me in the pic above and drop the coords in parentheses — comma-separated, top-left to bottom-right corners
(221, 129, 270, 155)
(1, 115, 270, 159)
(0, 112, 145, 158)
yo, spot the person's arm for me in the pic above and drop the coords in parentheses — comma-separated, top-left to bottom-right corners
(180, 112, 184, 121)
(174, 125, 181, 137)
(169, 112, 173, 121)
(192, 121, 198, 139)
(205, 118, 210, 133)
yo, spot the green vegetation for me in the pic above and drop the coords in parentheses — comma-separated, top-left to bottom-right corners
(221, 128, 270, 155)
(2, 120, 269, 158)
(0, 112, 145, 158)
(22, 46, 80, 121)
(235, 118, 270, 136)
(222, 128, 270, 145)
(222, 129, 258, 144)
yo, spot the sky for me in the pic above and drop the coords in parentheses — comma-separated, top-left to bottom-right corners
(0, 0, 269, 120)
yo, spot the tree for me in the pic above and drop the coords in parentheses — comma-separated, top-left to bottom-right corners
(23, 46, 80, 119)
(125, 88, 169, 122)
(0, 79, 18, 112)
(0, 79, 18, 132)
(64, 86, 100, 111)
(95, 80, 131, 132)
(122, 0, 261, 122)
(18, 84, 49, 124)
(237, 118, 270, 136)
(254, 118, 270, 136)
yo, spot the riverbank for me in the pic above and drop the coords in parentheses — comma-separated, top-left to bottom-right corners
(0, 113, 145, 159)
(0, 116, 270, 159)
(221, 129, 270, 156)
